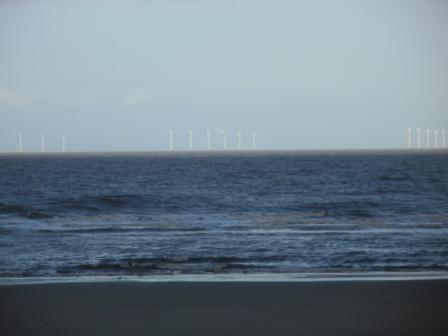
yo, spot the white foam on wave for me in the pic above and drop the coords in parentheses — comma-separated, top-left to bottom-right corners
(1, 271, 448, 286)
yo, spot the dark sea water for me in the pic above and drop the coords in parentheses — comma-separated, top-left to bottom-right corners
(0, 151, 447, 279)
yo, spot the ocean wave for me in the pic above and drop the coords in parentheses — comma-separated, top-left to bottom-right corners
(56, 194, 145, 211)
(56, 255, 283, 275)
(38, 226, 207, 234)
(94, 194, 144, 206)
(0, 202, 52, 220)
(305, 200, 380, 218)
(0, 227, 13, 235)
(55, 262, 448, 276)
(52, 193, 223, 214)
(379, 175, 410, 182)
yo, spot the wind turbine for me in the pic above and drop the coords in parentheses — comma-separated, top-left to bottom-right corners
(434, 129, 439, 148)
(426, 128, 431, 148)
(407, 127, 412, 149)
(252, 131, 256, 150)
(206, 129, 211, 150)
(62, 134, 66, 153)
(216, 129, 226, 150)
(237, 131, 242, 150)
(18, 133, 23, 153)
(40, 133, 45, 153)
(188, 130, 193, 150)
(169, 130, 174, 151)
(441, 128, 446, 148)
(416, 128, 421, 148)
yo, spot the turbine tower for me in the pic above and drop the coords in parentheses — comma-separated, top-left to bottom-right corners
(216, 129, 226, 150)
(407, 127, 412, 148)
(206, 129, 211, 150)
(426, 128, 431, 148)
(169, 130, 174, 151)
(441, 128, 446, 148)
(40, 133, 45, 153)
(252, 131, 256, 150)
(416, 128, 421, 148)
(237, 131, 242, 150)
(18, 133, 23, 153)
(434, 129, 439, 148)
(62, 134, 66, 153)
(188, 130, 193, 150)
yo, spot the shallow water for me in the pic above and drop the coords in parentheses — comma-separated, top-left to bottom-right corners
(0, 151, 447, 277)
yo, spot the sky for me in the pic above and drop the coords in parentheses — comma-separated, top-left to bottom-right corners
(1, 0, 448, 152)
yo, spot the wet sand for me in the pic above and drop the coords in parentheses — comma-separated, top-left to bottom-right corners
(1, 280, 447, 335)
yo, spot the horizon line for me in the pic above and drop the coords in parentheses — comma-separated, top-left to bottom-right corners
(1, 148, 448, 156)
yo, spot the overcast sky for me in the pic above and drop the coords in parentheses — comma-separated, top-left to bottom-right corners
(1, 0, 447, 152)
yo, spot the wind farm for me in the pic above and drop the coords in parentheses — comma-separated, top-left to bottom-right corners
(6, 127, 448, 153)
(167, 129, 254, 152)
(406, 127, 447, 150)
(8, 130, 260, 153)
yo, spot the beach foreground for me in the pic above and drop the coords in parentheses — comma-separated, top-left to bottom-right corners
(1, 279, 447, 336)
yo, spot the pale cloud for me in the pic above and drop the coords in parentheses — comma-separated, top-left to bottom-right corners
(0, 88, 39, 106)
(124, 89, 152, 106)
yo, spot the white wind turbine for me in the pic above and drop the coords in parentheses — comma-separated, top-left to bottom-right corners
(237, 131, 242, 150)
(40, 133, 45, 153)
(251, 131, 256, 150)
(426, 128, 431, 148)
(169, 130, 174, 151)
(416, 128, 421, 148)
(441, 128, 446, 148)
(188, 130, 193, 150)
(62, 134, 66, 153)
(407, 127, 412, 149)
(206, 129, 211, 150)
(216, 129, 226, 150)
(18, 133, 23, 153)
(434, 129, 439, 148)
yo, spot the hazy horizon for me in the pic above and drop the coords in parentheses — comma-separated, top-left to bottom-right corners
(1, 0, 448, 152)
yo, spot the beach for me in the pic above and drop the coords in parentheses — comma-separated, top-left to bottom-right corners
(1, 279, 447, 336)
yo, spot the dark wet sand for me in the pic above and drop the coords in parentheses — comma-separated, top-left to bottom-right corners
(1, 280, 447, 336)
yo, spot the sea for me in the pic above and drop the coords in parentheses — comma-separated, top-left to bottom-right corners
(0, 150, 447, 281)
